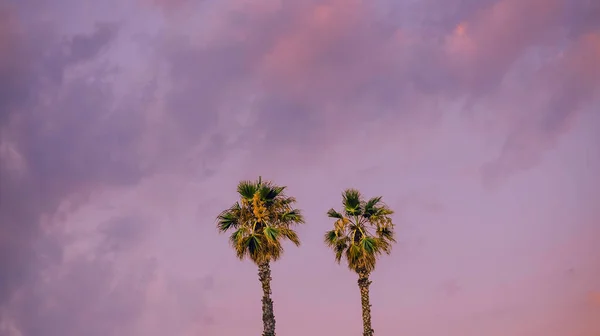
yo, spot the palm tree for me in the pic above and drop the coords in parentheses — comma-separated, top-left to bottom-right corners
(216, 177, 304, 336)
(324, 189, 396, 336)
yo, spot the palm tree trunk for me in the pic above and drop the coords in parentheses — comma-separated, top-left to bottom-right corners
(258, 262, 276, 336)
(358, 271, 374, 336)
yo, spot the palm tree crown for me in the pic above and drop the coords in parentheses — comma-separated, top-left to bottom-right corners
(324, 188, 396, 274)
(217, 177, 305, 264)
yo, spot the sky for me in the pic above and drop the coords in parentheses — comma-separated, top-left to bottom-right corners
(0, 0, 599, 335)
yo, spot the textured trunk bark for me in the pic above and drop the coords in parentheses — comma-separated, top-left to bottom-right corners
(258, 262, 276, 336)
(358, 271, 374, 336)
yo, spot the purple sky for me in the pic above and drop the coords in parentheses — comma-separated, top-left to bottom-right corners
(1, 0, 599, 335)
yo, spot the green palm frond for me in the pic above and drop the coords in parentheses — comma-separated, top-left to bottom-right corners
(363, 196, 383, 218)
(324, 230, 349, 264)
(325, 189, 396, 274)
(342, 189, 363, 216)
(370, 206, 394, 222)
(245, 234, 262, 257)
(217, 202, 242, 232)
(280, 209, 305, 226)
(216, 177, 304, 265)
(324, 230, 338, 247)
(260, 184, 285, 203)
(276, 195, 296, 207)
(327, 208, 343, 219)
(334, 240, 348, 263)
(360, 236, 378, 254)
(237, 180, 259, 200)
(263, 226, 280, 242)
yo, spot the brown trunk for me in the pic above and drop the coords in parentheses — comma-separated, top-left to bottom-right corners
(258, 262, 276, 336)
(358, 270, 374, 336)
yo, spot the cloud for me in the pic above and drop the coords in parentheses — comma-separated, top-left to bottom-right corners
(152, 0, 599, 171)
(481, 31, 600, 186)
(0, 0, 599, 335)
(0, 6, 124, 302)
(6, 256, 155, 336)
(0, 3, 216, 334)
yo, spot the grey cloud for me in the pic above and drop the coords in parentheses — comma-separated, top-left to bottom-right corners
(9, 257, 156, 336)
(163, 38, 252, 137)
(0, 10, 125, 304)
(564, 0, 600, 37)
(99, 216, 147, 253)
(67, 23, 119, 63)
(1, 3, 220, 334)
(0, 9, 153, 335)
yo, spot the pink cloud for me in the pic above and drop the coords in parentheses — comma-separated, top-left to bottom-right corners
(481, 30, 600, 186)
(444, 0, 563, 89)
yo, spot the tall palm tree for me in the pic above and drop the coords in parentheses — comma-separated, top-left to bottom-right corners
(324, 189, 396, 336)
(217, 177, 304, 336)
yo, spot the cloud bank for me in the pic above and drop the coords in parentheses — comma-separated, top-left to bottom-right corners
(0, 0, 599, 335)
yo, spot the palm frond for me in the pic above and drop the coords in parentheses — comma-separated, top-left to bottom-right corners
(324, 230, 338, 247)
(237, 180, 259, 200)
(245, 234, 262, 258)
(230, 228, 248, 259)
(261, 184, 286, 202)
(280, 209, 305, 226)
(263, 226, 280, 242)
(327, 208, 343, 219)
(279, 227, 300, 246)
(363, 196, 383, 218)
(342, 189, 363, 216)
(376, 225, 396, 243)
(334, 217, 349, 232)
(333, 239, 348, 263)
(360, 236, 379, 254)
(276, 195, 297, 207)
(376, 236, 393, 254)
(216, 202, 242, 232)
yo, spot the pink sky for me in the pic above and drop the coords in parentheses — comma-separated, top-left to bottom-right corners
(0, 0, 599, 335)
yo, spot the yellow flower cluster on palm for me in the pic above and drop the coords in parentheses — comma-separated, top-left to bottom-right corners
(252, 192, 269, 223)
